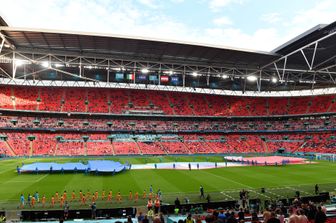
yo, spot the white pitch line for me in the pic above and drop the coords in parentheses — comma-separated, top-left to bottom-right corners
(4, 174, 49, 184)
(220, 191, 235, 200)
(285, 186, 310, 195)
(34, 174, 49, 182)
(265, 190, 285, 198)
(204, 171, 253, 189)
(248, 189, 271, 199)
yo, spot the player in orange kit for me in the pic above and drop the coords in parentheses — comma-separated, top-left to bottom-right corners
(129, 191, 133, 200)
(71, 190, 76, 201)
(116, 192, 122, 203)
(95, 191, 98, 200)
(31, 196, 36, 208)
(107, 191, 112, 203)
(60, 195, 64, 208)
(79, 190, 83, 202)
(41, 194, 46, 208)
(51, 196, 55, 208)
(63, 191, 67, 201)
(101, 190, 105, 200)
(143, 190, 146, 199)
(55, 191, 59, 202)
(81, 195, 86, 206)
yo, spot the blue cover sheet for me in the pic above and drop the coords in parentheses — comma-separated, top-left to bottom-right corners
(20, 160, 126, 173)
(87, 160, 126, 172)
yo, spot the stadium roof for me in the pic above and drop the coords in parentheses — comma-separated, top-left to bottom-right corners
(271, 21, 336, 71)
(0, 17, 8, 27)
(273, 21, 336, 55)
(0, 26, 279, 69)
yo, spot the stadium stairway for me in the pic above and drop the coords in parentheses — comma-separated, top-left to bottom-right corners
(85, 89, 89, 113)
(157, 141, 169, 155)
(53, 143, 59, 156)
(327, 96, 336, 112)
(165, 94, 176, 115)
(184, 96, 196, 116)
(111, 142, 115, 156)
(306, 98, 313, 114)
(203, 95, 214, 114)
(60, 90, 66, 112)
(261, 140, 269, 153)
(36, 88, 41, 111)
(203, 141, 217, 153)
(266, 99, 270, 116)
(107, 94, 111, 113)
(1, 141, 16, 156)
(181, 141, 192, 154)
(84, 142, 88, 156)
(134, 141, 143, 155)
(10, 87, 16, 110)
(29, 141, 33, 157)
(294, 141, 308, 153)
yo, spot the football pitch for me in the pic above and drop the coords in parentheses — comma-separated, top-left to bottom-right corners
(0, 155, 335, 210)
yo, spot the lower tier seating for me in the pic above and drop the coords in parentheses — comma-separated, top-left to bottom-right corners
(0, 132, 335, 157)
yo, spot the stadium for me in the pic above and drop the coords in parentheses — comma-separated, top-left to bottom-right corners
(0, 10, 336, 223)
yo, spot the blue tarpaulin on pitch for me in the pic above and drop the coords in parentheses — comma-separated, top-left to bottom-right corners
(20, 162, 87, 172)
(87, 160, 126, 172)
(20, 160, 126, 173)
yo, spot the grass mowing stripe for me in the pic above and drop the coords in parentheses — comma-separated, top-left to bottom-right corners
(201, 170, 252, 189)
(0, 157, 335, 210)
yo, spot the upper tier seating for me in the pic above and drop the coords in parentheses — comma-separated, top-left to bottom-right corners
(1, 85, 336, 116)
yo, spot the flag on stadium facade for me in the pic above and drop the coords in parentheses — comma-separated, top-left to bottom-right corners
(160, 76, 169, 82)
(126, 73, 134, 80)
(137, 74, 147, 81)
(149, 75, 158, 81)
(115, 72, 124, 80)
(171, 76, 179, 83)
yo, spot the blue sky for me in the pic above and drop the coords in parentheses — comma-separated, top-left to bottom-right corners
(0, 0, 335, 51)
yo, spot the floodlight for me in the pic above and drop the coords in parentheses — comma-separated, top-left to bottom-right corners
(54, 63, 64, 68)
(14, 59, 25, 66)
(247, 75, 257, 82)
(192, 72, 198, 77)
(271, 77, 278, 83)
(141, 68, 149, 74)
(41, 61, 49, 68)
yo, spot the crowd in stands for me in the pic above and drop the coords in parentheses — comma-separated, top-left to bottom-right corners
(0, 132, 335, 157)
(1, 86, 336, 116)
(167, 199, 330, 223)
(1, 85, 335, 157)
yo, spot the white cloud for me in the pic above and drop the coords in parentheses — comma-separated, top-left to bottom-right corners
(213, 16, 233, 26)
(291, 0, 336, 27)
(0, 0, 335, 53)
(137, 0, 159, 8)
(279, 0, 336, 47)
(260, 13, 282, 24)
(170, 0, 184, 3)
(209, 0, 244, 12)
(202, 27, 282, 51)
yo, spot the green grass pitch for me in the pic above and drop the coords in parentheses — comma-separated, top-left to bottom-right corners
(0, 155, 335, 210)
